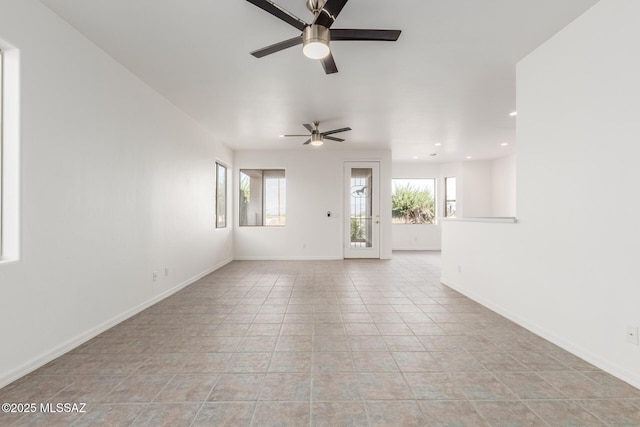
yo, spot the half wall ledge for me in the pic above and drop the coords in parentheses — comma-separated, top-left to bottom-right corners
(440, 217, 518, 224)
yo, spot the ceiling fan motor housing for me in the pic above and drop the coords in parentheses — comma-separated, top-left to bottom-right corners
(303, 25, 330, 59)
(310, 133, 323, 146)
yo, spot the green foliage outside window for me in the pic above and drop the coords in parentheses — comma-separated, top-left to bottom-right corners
(350, 218, 365, 240)
(240, 172, 250, 203)
(392, 184, 435, 224)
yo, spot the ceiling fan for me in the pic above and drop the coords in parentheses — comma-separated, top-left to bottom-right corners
(246, 0, 401, 74)
(281, 121, 351, 146)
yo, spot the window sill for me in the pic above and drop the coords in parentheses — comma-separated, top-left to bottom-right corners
(0, 256, 20, 266)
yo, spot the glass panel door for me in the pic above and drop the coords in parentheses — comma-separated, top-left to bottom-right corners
(344, 162, 380, 258)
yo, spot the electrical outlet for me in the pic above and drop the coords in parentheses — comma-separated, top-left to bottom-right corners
(152, 271, 158, 282)
(626, 325, 639, 345)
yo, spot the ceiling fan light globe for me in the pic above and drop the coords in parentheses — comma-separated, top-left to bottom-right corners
(310, 139, 324, 146)
(303, 42, 330, 59)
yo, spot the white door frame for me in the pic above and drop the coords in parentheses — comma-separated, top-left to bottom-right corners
(344, 161, 380, 259)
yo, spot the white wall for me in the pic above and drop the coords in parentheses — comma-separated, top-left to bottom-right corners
(442, 0, 640, 388)
(491, 154, 516, 217)
(461, 160, 493, 217)
(234, 149, 392, 260)
(392, 225, 442, 251)
(0, 0, 233, 387)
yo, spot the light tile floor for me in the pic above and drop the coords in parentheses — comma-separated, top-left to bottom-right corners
(1, 251, 640, 426)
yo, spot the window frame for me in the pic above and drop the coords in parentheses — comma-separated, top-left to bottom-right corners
(0, 43, 19, 262)
(444, 176, 457, 218)
(0, 49, 4, 255)
(215, 162, 227, 228)
(239, 168, 286, 227)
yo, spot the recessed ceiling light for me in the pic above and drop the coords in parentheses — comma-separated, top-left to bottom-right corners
(278, 134, 285, 138)
(509, 111, 517, 116)
(465, 156, 472, 159)
(434, 143, 442, 146)
(501, 142, 509, 146)
(412, 156, 419, 159)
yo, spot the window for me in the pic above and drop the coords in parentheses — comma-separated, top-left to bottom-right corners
(0, 49, 3, 254)
(215, 162, 227, 228)
(239, 169, 286, 226)
(392, 178, 436, 224)
(0, 44, 18, 261)
(445, 177, 457, 217)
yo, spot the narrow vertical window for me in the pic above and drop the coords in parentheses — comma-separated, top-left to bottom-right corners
(445, 177, 457, 217)
(0, 49, 4, 254)
(0, 44, 19, 261)
(216, 162, 227, 228)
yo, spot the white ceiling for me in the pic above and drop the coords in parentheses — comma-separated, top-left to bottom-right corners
(39, 0, 598, 162)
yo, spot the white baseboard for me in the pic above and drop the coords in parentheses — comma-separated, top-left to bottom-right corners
(441, 276, 640, 390)
(0, 258, 232, 389)
(391, 247, 442, 251)
(233, 255, 343, 261)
